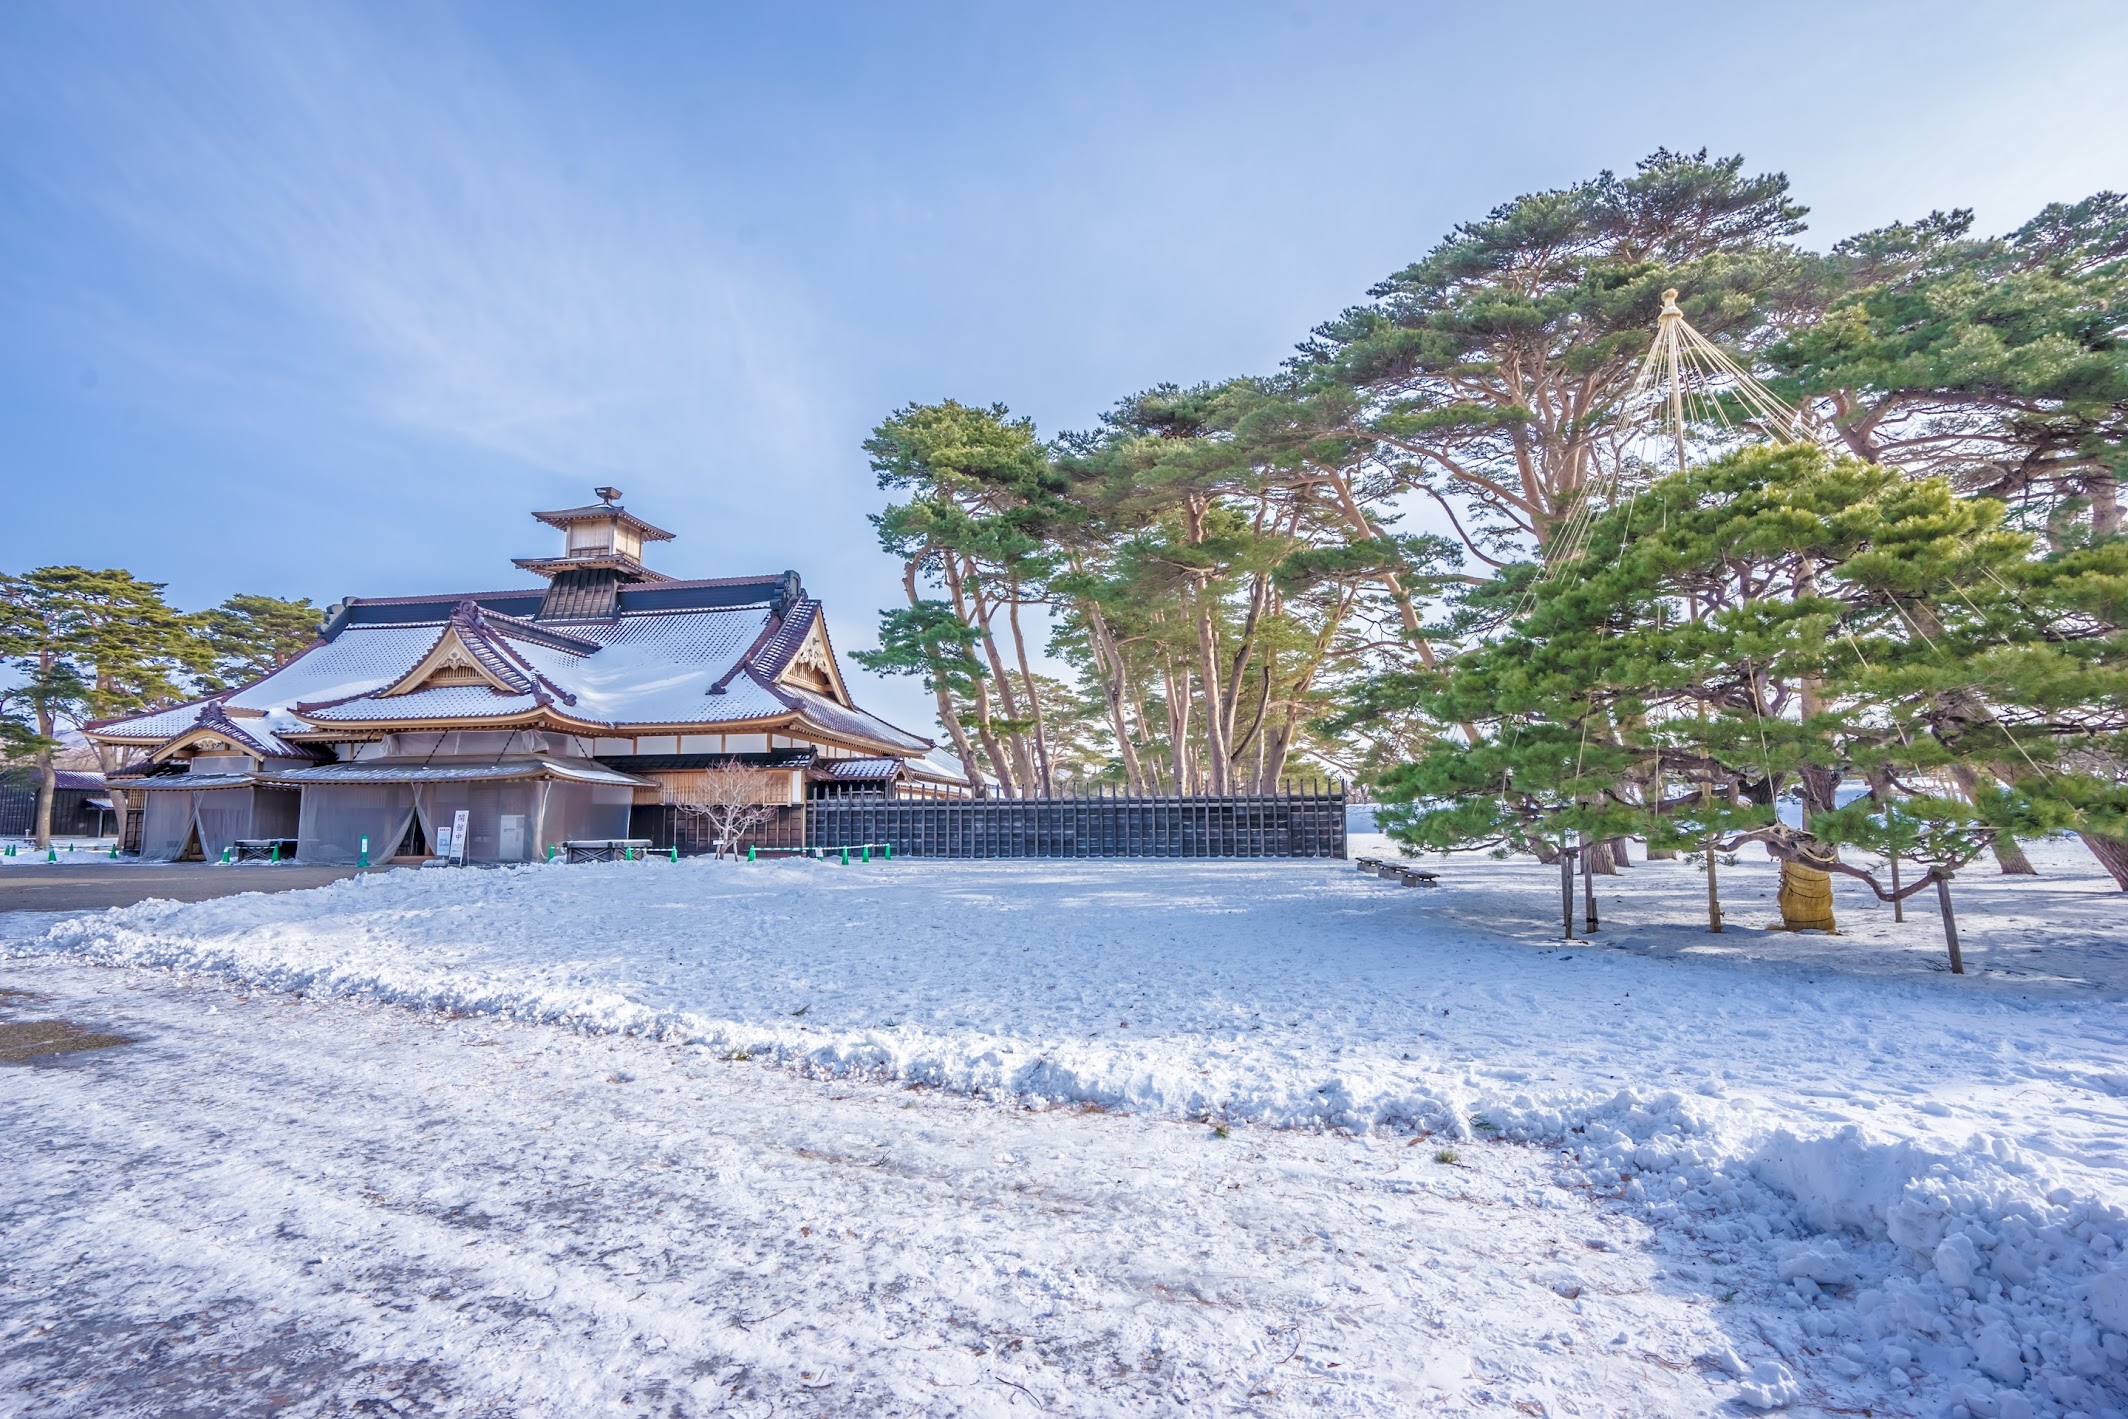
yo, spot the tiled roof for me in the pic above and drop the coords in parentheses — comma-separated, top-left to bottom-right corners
(599, 750, 816, 772)
(822, 757, 904, 781)
(326, 575, 790, 634)
(535, 568, 621, 622)
(146, 698, 309, 761)
(530, 503, 675, 540)
(909, 754, 976, 785)
(52, 770, 107, 792)
(301, 685, 544, 722)
(750, 599, 819, 677)
(275, 758, 651, 787)
(83, 574, 932, 751)
(86, 696, 226, 743)
(126, 773, 261, 791)
(781, 685, 931, 754)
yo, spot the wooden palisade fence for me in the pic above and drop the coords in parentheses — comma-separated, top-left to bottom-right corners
(634, 782, 1347, 860)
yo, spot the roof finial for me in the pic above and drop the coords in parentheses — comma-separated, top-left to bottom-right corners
(594, 486, 623, 506)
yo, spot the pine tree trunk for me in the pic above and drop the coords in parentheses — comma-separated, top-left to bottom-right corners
(2093, 470, 2123, 541)
(33, 749, 56, 850)
(93, 742, 131, 839)
(1988, 835, 2039, 876)
(1193, 590, 1230, 795)
(1559, 847, 1575, 940)
(2078, 832, 2128, 891)
(1162, 657, 1192, 792)
(1079, 597, 1146, 793)
(1582, 838, 1599, 932)
(1644, 764, 1675, 857)
(1005, 587, 1052, 795)
(965, 567, 1037, 795)
(1951, 764, 2036, 874)
(908, 561, 986, 796)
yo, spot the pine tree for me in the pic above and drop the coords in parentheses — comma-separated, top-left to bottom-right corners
(0, 568, 208, 846)
(193, 594, 322, 692)
(1770, 193, 2128, 542)
(1372, 443, 2128, 965)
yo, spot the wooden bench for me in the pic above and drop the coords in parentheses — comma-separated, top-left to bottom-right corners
(746, 843, 894, 864)
(562, 839, 657, 864)
(1353, 856, 1440, 887)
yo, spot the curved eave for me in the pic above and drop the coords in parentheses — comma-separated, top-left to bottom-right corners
(85, 728, 179, 747)
(512, 554, 672, 581)
(784, 713, 933, 760)
(146, 724, 269, 764)
(287, 707, 559, 734)
(281, 707, 811, 737)
(530, 506, 677, 541)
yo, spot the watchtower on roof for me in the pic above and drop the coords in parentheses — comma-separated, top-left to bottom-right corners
(516, 487, 677, 620)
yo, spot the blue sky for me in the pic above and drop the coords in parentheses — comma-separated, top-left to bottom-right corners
(4, 1, 2125, 731)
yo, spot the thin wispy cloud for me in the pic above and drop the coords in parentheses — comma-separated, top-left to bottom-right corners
(14, 3, 838, 488)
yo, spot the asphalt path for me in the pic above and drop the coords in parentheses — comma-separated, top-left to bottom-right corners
(0, 862, 371, 914)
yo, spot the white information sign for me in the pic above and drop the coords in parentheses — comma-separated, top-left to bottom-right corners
(450, 809, 471, 864)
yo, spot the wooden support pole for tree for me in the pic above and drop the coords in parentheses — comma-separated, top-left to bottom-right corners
(1582, 832, 1599, 933)
(1934, 871, 1964, 975)
(1704, 809, 1723, 934)
(1560, 844, 1576, 940)
(1887, 805, 1904, 924)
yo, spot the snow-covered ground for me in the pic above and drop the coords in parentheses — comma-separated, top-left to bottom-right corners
(6, 840, 2127, 1416)
(0, 836, 121, 861)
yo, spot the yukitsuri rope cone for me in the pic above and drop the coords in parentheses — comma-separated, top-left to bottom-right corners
(1616, 290, 1842, 934)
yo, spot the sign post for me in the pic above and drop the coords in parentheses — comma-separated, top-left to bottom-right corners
(449, 809, 470, 865)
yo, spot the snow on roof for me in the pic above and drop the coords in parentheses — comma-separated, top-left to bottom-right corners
(301, 685, 545, 723)
(228, 627, 449, 713)
(821, 757, 904, 781)
(86, 587, 933, 751)
(908, 753, 975, 785)
(276, 758, 651, 787)
(86, 697, 225, 744)
(781, 684, 931, 754)
(508, 604, 786, 726)
(125, 773, 261, 791)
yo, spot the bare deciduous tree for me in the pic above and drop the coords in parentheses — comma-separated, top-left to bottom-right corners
(672, 762, 775, 858)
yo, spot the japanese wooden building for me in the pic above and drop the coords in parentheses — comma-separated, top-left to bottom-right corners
(87, 492, 966, 863)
